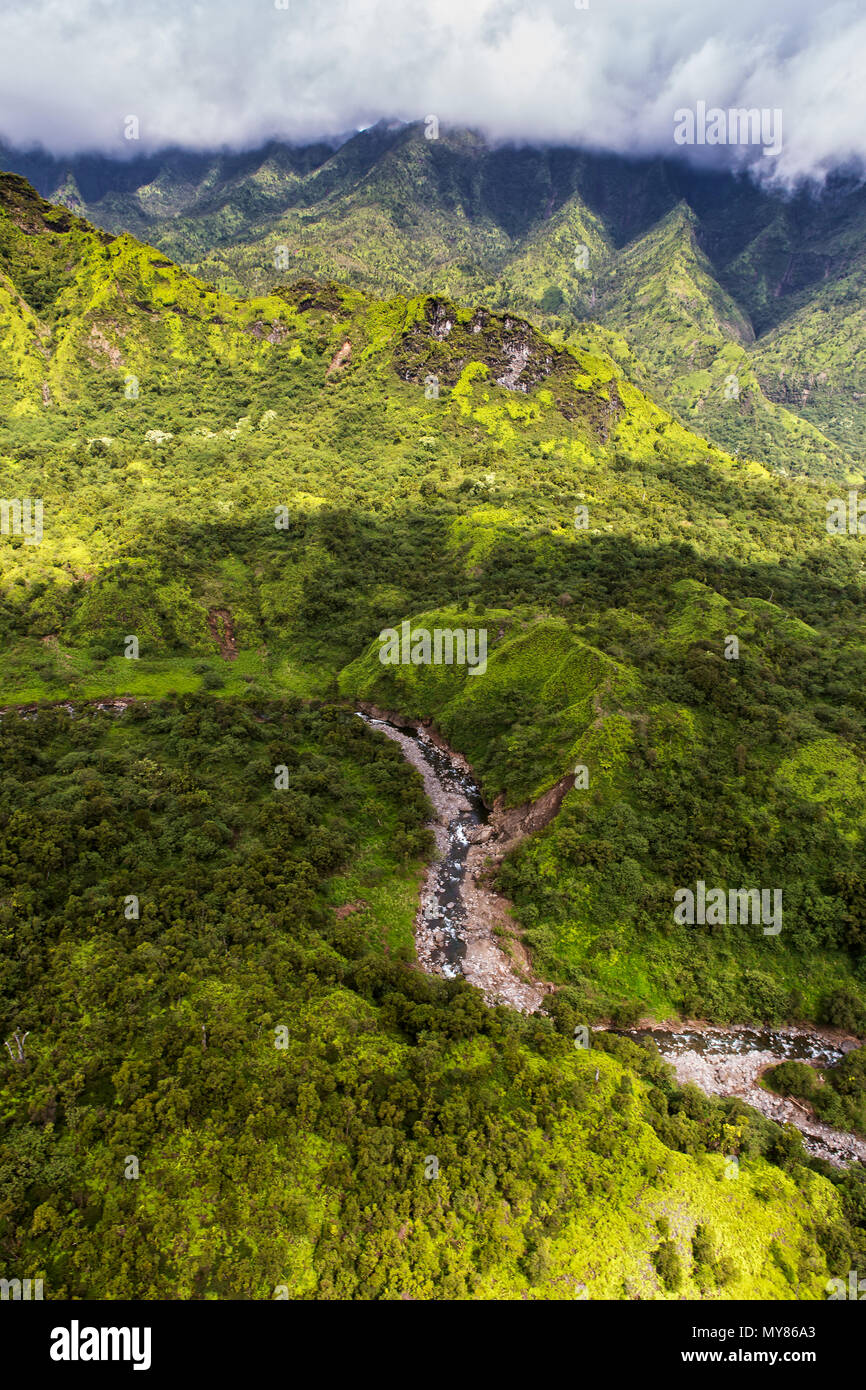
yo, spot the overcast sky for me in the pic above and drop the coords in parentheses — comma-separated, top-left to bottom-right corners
(1, 0, 864, 182)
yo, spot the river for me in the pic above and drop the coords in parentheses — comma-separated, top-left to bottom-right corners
(7, 695, 864, 1165)
(359, 706, 866, 1167)
(356, 708, 549, 1011)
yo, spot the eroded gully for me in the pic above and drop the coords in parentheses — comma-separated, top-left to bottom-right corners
(356, 706, 554, 1013)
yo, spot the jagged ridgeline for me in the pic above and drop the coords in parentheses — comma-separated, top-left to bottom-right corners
(2, 174, 866, 1296)
(7, 124, 866, 478)
(2, 170, 866, 1022)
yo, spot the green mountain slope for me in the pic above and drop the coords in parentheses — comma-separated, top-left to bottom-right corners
(586, 203, 852, 476)
(2, 174, 866, 1298)
(750, 255, 866, 454)
(7, 127, 865, 480)
(1, 698, 851, 1299)
(1, 169, 865, 1023)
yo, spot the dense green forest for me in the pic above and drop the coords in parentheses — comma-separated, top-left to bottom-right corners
(1, 697, 864, 1298)
(764, 1050, 866, 1139)
(1, 168, 865, 1026)
(2, 169, 866, 1298)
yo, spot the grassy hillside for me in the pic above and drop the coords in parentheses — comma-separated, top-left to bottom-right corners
(2, 170, 866, 1025)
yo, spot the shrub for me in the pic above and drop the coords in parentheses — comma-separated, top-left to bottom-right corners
(823, 987, 866, 1034)
(763, 1060, 819, 1100)
(539, 285, 564, 313)
(611, 999, 644, 1029)
(652, 1239, 683, 1290)
(691, 1223, 714, 1267)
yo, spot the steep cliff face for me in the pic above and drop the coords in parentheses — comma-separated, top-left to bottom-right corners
(394, 298, 556, 390)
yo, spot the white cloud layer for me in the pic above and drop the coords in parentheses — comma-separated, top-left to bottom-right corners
(1, 0, 864, 181)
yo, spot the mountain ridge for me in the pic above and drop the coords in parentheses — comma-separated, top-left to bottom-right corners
(5, 125, 864, 479)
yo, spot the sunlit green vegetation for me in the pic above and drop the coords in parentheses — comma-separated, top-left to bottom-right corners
(0, 698, 861, 1299)
(2, 170, 866, 1299)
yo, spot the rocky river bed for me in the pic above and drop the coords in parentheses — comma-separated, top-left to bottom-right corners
(7, 696, 863, 1163)
(358, 706, 866, 1166)
(356, 708, 550, 1012)
(613, 1023, 866, 1167)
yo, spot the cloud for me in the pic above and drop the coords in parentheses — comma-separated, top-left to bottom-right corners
(1, 0, 864, 182)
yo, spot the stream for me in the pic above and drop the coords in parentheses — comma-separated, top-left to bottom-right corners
(613, 1024, 866, 1167)
(359, 707, 866, 1167)
(6, 696, 865, 1165)
(358, 710, 486, 977)
(356, 709, 547, 1011)
(621, 1026, 847, 1064)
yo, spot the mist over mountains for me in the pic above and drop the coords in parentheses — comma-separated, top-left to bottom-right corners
(3, 0, 866, 186)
